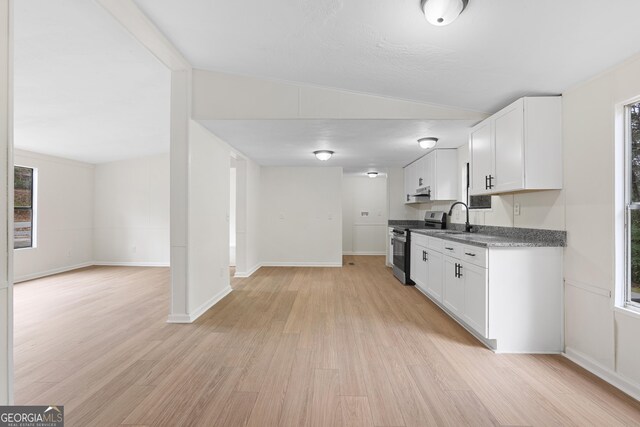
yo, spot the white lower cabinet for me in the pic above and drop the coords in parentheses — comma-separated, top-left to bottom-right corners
(443, 256, 464, 316)
(411, 236, 443, 302)
(461, 262, 488, 337)
(410, 241, 427, 289)
(443, 256, 488, 337)
(425, 249, 443, 301)
(410, 232, 563, 353)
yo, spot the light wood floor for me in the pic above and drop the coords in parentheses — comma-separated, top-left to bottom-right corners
(14, 257, 640, 426)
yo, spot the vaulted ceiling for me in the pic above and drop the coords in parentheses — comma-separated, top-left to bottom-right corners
(13, 0, 640, 166)
(14, 0, 170, 164)
(134, 0, 640, 113)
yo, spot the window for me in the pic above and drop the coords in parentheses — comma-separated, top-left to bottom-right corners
(466, 163, 491, 210)
(14, 166, 36, 249)
(626, 101, 640, 308)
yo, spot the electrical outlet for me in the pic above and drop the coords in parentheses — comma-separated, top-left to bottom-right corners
(514, 203, 521, 216)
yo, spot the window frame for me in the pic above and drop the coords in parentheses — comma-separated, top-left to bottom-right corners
(624, 100, 640, 310)
(13, 165, 37, 250)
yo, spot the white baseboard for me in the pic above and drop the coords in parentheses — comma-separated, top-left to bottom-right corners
(167, 286, 233, 324)
(564, 347, 640, 402)
(93, 261, 170, 267)
(234, 263, 262, 278)
(166, 313, 191, 323)
(261, 261, 342, 267)
(16, 261, 170, 283)
(343, 252, 385, 256)
(14, 262, 94, 283)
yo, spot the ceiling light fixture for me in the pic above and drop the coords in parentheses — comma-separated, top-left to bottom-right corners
(418, 137, 439, 149)
(367, 172, 379, 178)
(313, 150, 334, 161)
(421, 0, 468, 26)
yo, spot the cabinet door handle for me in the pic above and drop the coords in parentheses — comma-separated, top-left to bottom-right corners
(406, 194, 410, 201)
(458, 264, 463, 278)
(419, 177, 423, 186)
(445, 247, 454, 251)
(464, 252, 476, 257)
(488, 175, 494, 189)
(425, 251, 429, 262)
(454, 263, 459, 278)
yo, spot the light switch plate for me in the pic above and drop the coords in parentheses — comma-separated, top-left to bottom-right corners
(514, 203, 521, 216)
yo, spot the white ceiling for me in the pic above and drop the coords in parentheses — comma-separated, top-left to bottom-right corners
(134, 0, 640, 113)
(14, 0, 170, 164)
(201, 119, 476, 174)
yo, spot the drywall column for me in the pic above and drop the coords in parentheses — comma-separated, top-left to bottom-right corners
(168, 69, 190, 322)
(0, 0, 12, 404)
(235, 158, 247, 275)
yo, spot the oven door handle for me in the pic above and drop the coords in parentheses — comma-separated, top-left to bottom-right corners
(393, 236, 406, 244)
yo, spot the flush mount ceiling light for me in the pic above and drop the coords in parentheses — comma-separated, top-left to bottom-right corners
(421, 0, 468, 26)
(367, 171, 379, 178)
(418, 137, 439, 149)
(313, 150, 334, 161)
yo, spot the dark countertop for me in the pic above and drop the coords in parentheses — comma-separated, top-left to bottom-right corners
(409, 228, 566, 248)
(388, 220, 566, 248)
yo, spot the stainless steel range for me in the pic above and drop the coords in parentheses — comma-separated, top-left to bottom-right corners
(392, 211, 447, 285)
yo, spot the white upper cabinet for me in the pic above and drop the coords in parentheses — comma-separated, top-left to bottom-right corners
(404, 149, 458, 203)
(469, 121, 492, 195)
(469, 96, 562, 196)
(404, 162, 416, 203)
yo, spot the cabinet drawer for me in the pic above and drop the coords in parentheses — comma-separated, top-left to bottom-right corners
(411, 233, 428, 248)
(441, 241, 460, 257)
(427, 236, 443, 252)
(461, 245, 488, 268)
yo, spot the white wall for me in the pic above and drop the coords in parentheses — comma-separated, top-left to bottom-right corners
(192, 69, 486, 121)
(387, 167, 419, 221)
(343, 175, 388, 255)
(13, 150, 94, 282)
(0, 0, 11, 403)
(260, 167, 342, 266)
(187, 120, 232, 314)
(93, 153, 169, 266)
(235, 157, 261, 276)
(562, 54, 640, 396)
(229, 166, 236, 266)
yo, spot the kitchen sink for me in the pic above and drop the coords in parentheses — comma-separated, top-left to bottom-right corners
(432, 231, 505, 240)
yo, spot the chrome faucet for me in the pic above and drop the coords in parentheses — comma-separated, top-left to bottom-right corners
(448, 201, 473, 232)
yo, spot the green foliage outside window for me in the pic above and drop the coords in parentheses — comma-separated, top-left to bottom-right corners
(630, 103, 640, 298)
